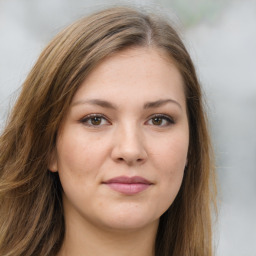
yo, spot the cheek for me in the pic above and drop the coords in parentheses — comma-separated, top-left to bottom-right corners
(150, 132, 188, 209)
(55, 129, 112, 203)
(164, 137, 188, 185)
(56, 129, 106, 174)
(155, 155, 185, 215)
(55, 132, 101, 206)
(152, 131, 189, 170)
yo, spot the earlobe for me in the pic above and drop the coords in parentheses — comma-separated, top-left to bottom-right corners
(48, 149, 58, 172)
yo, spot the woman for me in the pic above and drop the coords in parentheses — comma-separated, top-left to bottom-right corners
(0, 6, 216, 256)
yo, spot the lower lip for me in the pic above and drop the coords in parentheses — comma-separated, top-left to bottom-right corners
(105, 183, 150, 195)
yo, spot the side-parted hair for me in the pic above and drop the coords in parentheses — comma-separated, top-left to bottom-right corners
(0, 6, 216, 256)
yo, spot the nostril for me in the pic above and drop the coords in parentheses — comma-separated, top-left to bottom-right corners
(111, 142, 147, 165)
(116, 157, 144, 164)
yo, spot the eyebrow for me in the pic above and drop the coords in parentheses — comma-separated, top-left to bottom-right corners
(72, 98, 182, 110)
(72, 99, 117, 109)
(143, 99, 182, 110)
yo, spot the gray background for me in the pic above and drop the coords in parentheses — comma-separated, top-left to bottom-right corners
(0, 0, 255, 255)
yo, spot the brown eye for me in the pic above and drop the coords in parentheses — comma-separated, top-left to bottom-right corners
(152, 117, 163, 126)
(91, 116, 102, 125)
(147, 114, 174, 127)
(81, 114, 110, 127)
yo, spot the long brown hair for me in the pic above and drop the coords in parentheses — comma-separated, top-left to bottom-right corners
(0, 6, 216, 256)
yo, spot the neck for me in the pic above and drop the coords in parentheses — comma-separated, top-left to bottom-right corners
(57, 212, 158, 256)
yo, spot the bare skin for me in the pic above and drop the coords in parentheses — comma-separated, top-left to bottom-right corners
(51, 47, 189, 256)
(57, 203, 158, 256)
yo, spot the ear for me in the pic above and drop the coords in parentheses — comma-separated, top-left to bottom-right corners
(48, 148, 58, 172)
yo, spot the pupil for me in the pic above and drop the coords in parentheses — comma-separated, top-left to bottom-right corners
(152, 117, 162, 125)
(91, 117, 101, 125)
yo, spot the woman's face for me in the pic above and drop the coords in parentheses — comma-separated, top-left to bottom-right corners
(50, 47, 189, 232)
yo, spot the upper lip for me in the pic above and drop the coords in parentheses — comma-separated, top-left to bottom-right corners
(103, 176, 152, 185)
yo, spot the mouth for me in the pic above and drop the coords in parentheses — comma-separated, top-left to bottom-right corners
(102, 176, 153, 195)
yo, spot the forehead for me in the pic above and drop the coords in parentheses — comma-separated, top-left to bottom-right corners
(72, 47, 185, 108)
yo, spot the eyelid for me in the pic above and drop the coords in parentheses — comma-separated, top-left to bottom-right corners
(80, 114, 111, 127)
(145, 114, 175, 126)
(79, 113, 175, 127)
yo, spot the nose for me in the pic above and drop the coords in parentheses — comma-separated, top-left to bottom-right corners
(111, 124, 147, 165)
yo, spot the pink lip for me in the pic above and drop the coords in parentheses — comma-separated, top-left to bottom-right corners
(103, 176, 152, 195)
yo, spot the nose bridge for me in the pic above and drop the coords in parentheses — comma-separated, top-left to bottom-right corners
(120, 121, 141, 148)
(111, 120, 147, 164)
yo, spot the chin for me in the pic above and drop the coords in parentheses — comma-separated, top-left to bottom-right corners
(102, 218, 158, 232)
(96, 207, 159, 232)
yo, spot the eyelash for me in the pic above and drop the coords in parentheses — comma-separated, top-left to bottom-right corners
(80, 114, 175, 127)
(80, 114, 111, 127)
(146, 114, 175, 127)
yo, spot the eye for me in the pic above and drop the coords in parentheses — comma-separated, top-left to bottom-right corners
(80, 114, 110, 127)
(146, 114, 174, 127)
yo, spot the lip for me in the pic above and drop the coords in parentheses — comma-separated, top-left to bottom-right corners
(102, 176, 152, 195)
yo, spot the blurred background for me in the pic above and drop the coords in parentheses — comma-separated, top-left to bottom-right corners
(0, 0, 255, 255)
